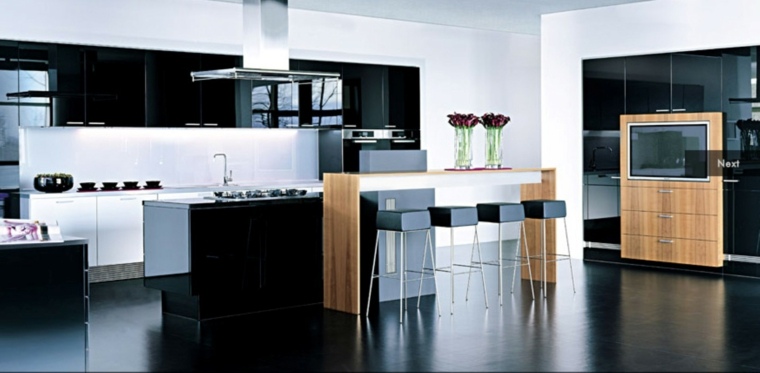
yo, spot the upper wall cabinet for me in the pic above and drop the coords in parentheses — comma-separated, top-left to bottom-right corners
(388, 66, 421, 130)
(146, 51, 241, 128)
(341, 62, 420, 130)
(252, 60, 343, 129)
(624, 54, 672, 114)
(625, 53, 722, 114)
(583, 57, 625, 131)
(49, 45, 146, 127)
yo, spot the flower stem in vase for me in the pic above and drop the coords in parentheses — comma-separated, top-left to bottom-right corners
(485, 126, 503, 169)
(454, 126, 473, 169)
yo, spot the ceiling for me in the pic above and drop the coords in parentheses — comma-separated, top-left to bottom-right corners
(208, 0, 653, 35)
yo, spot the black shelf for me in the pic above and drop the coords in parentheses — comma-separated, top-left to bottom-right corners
(6, 90, 117, 100)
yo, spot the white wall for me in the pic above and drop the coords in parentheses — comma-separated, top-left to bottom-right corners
(542, 0, 760, 259)
(0, 0, 542, 245)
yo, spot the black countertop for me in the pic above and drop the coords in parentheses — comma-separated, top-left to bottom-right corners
(142, 193, 323, 210)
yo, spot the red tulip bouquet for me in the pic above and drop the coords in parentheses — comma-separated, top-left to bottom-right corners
(480, 113, 511, 168)
(447, 112, 479, 169)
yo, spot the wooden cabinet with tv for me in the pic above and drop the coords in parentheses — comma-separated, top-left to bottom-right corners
(619, 112, 724, 267)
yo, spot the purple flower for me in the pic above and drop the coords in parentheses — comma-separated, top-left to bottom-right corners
(479, 113, 511, 128)
(447, 112, 480, 127)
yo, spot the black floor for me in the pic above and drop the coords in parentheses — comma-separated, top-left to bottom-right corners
(88, 259, 760, 372)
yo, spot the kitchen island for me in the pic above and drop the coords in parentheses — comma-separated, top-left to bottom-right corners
(323, 168, 557, 315)
(0, 237, 89, 372)
(142, 192, 323, 320)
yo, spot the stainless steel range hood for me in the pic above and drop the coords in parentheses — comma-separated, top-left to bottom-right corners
(190, 0, 339, 84)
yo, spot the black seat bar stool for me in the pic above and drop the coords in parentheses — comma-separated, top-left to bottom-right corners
(521, 199, 576, 297)
(472, 202, 536, 305)
(426, 206, 488, 315)
(366, 209, 441, 323)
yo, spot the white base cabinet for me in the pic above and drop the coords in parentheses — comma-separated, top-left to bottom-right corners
(96, 194, 158, 266)
(22, 196, 98, 266)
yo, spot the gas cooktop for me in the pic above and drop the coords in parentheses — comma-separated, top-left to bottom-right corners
(204, 188, 310, 202)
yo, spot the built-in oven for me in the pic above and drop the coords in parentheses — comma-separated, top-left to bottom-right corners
(342, 129, 420, 172)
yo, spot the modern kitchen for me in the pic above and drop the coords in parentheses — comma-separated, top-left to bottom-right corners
(5, 0, 760, 372)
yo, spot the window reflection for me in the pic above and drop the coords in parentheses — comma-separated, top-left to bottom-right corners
(251, 77, 342, 128)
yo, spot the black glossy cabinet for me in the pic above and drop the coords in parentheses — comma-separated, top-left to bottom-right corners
(146, 51, 240, 127)
(341, 63, 421, 130)
(50, 45, 146, 126)
(293, 60, 343, 128)
(625, 53, 721, 114)
(724, 166, 760, 258)
(388, 66, 421, 130)
(0, 239, 89, 372)
(583, 58, 625, 131)
(625, 54, 672, 114)
(143, 197, 323, 320)
(342, 63, 387, 129)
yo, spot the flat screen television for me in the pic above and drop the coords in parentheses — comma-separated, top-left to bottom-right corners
(627, 121, 709, 182)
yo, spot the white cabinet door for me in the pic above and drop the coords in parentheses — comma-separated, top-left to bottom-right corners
(97, 194, 157, 266)
(26, 197, 98, 266)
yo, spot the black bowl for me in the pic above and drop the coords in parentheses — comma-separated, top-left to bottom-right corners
(145, 180, 161, 188)
(102, 182, 119, 189)
(123, 181, 139, 189)
(79, 182, 96, 190)
(34, 175, 74, 193)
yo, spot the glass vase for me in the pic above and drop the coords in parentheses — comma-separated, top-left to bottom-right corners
(485, 126, 504, 169)
(454, 126, 473, 169)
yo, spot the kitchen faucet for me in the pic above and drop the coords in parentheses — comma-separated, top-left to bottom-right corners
(213, 153, 233, 186)
(589, 146, 613, 171)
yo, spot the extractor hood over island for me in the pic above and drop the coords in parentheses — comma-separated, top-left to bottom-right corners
(190, 0, 340, 86)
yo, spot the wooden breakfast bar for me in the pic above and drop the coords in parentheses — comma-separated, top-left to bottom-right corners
(323, 168, 558, 315)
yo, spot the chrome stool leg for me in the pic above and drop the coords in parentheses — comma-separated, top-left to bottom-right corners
(510, 221, 536, 299)
(399, 231, 404, 322)
(365, 230, 382, 317)
(563, 218, 576, 293)
(474, 228, 488, 309)
(450, 227, 455, 315)
(542, 219, 547, 297)
(417, 229, 441, 317)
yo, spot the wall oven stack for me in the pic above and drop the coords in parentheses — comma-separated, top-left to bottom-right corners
(342, 129, 420, 172)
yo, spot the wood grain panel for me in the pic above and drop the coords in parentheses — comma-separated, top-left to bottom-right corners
(621, 210, 719, 241)
(520, 169, 556, 283)
(619, 112, 723, 190)
(323, 173, 361, 314)
(621, 186, 719, 215)
(621, 234, 722, 267)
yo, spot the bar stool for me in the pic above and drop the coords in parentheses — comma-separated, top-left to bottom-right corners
(472, 202, 536, 305)
(366, 209, 441, 323)
(521, 199, 576, 297)
(426, 206, 488, 315)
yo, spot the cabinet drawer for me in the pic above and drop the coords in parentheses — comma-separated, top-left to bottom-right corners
(621, 234, 722, 267)
(621, 186, 718, 215)
(621, 211, 719, 241)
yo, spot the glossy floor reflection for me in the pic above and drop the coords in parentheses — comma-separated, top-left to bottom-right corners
(88, 260, 760, 372)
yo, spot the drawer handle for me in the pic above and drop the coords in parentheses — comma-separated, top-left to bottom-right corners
(56, 200, 74, 204)
(120, 197, 136, 201)
(610, 176, 621, 179)
(655, 109, 670, 113)
(659, 239, 674, 244)
(724, 179, 739, 183)
(353, 140, 377, 143)
(672, 108, 686, 112)
(658, 214, 673, 219)
(658, 189, 673, 193)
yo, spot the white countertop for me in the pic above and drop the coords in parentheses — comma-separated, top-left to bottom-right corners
(17, 180, 324, 199)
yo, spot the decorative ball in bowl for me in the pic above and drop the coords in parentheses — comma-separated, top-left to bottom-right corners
(123, 181, 139, 189)
(145, 180, 161, 188)
(102, 182, 119, 190)
(34, 173, 74, 193)
(79, 182, 96, 190)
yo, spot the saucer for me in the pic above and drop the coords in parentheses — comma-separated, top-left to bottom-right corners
(77, 188, 98, 192)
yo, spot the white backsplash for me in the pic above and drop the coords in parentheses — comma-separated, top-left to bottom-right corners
(19, 127, 319, 189)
